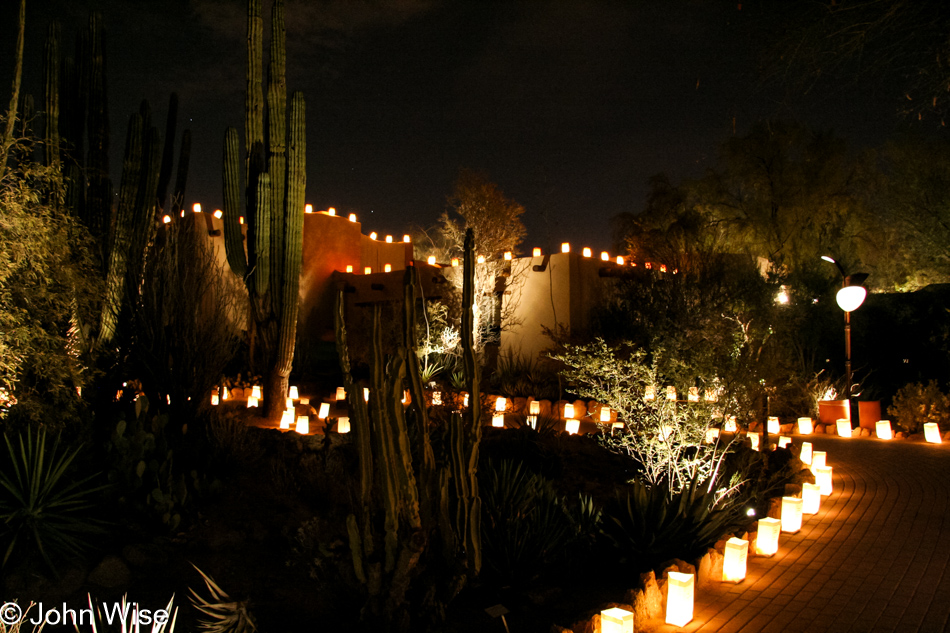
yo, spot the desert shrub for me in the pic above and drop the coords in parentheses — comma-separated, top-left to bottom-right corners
(479, 459, 600, 585)
(488, 352, 561, 400)
(887, 381, 950, 433)
(206, 408, 265, 470)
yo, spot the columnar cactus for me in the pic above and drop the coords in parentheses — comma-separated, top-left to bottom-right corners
(222, 0, 306, 419)
(333, 231, 482, 628)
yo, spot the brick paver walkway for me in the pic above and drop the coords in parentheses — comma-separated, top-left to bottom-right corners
(656, 435, 950, 633)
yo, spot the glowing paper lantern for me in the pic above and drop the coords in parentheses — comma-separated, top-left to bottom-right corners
(427, 255, 436, 265)
(403, 235, 411, 242)
(665, 572, 694, 627)
(251, 385, 262, 400)
(836, 419, 852, 437)
(816, 466, 833, 495)
(600, 607, 634, 633)
(280, 409, 293, 430)
(705, 428, 721, 443)
(688, 387, 700, 403)
(527, 415, 537, 429)
(644, 385, 656, 400)
(666, 386, 677, 401)
(724, 416, 737, 433)
(561, 242, 570, 253)
(222, 387, 229, 400)
(346, 265, 354, 273)
(304, 204, 313, 213)
(533, 247, 542, 257)
(529, 400, 540, 415)
(336, 387, 346, 401)
(477, 255, 485, 263)
(705, 388, 718, 402)
(299, 397, 310, 405)
(462, 393, 469, 407)
(328, 206, 336, 215)
(876, 419, 893, 440)
(289, 386, 299, 400)
(565, 419, 580, 435)
(492, 413, 504, 428)
(749, 432, 761, 451)
(600, 406, 611, 422)
(162, 215, 172, 224)
(363, 388, 370, 402)
(781, 496, 803, 533)
(384, 264, 392, 272)
(582, 247, 592, 257)
(797, 417, 813, 434)
(337, 418, 351, 434)
(503, 251, 512, 260)
(612, 421, 624, 432)
(800, 441, 813, 466)
(924, 422, 942, 444)
(317, 402, 330, 419)
(285, 397, 294, 410)
(755, 517, 781, 556)
(722, 537, 748, 583)
(348, 213, 357, 222)
(563, 403, 575, 418)
(247, 397, 259, 408)
(778, 436, 791, 448)
(616, 256, 624, 265)
(451, 258, 460, 267)
(601, 251, 609, 261)
(385, 235, 393, 243)
(295, 416, 309, 435)
(364, 266, 372, 274)
(211, 394, 219, 406)
(495, 397, 507, 412)
(767, 416, 779, 434)
(432, 392, 442, 406)
(812, 451, 827, 471)
(369, 232, 377, 240)
(660, 425, 674, 441)
(802, 483, 821, 515)
(213, 209, 223, 219)
(193, 203, 202, 213)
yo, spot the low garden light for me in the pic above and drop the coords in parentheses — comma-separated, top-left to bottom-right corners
(798, 417, 813, 434)
(317, 402, 330, 419)
(801, 441, 813, 465)
(492, 413, 504, 428)
(781, 496, 803, 533)
(616, 256, 624, 265)
(600, 251, 609, 261)
(802, 483, 821, 515)
(280, 409, 293, 430)
(816, 466, 833, 495)
(251, 385, 262, 400)
(665, 572, 694, 627)
(564, 403, 575, 418)
(336, 387, 346, 401)
(924, 423, 942, 444)
(529, 400, 540, 415)
(767, 416, 780, 434)
(221, 386, 229, 400)
(722, 537, 748, 583)
(495, 397, 506, 412)
(211, 392, 219, 406)
(295, 415, 309, 434)
(600, 607, 634, 633)
(285, 397, 293, 410)
(755, 517, 781, 556)
(836, 419, 852, 437)
(246, 397, 259, 408)
(289, 386, 299, 400)
(565, 419, 580, 435)
(334, 417, 348, 433)
(877, 419, 893, 439)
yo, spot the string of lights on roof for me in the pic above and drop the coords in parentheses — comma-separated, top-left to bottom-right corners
(160, 203, 675, 275)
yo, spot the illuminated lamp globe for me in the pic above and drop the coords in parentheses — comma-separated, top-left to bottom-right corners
(836, 285, 867, 312)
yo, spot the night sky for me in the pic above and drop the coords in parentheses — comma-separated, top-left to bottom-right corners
(2, 0, 911, 253)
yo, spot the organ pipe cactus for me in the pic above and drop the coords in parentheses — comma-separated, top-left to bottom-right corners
(334, 229, 482, 628)
(222, 0, 306, 420)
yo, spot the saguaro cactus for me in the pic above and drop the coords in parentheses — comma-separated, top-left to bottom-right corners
(222, 0, 306, 420)
(333, 230, 482, 629)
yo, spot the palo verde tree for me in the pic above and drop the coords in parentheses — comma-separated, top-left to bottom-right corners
(222, 0, 306, 420)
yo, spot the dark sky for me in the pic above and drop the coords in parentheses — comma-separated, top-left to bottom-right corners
(1, 0, 911, 253)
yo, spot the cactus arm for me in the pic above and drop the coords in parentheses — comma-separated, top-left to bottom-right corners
(44, 22, 60, 169)
(222, 127, 247, 278)
(156, 93, 178, 211)
(267, 0, 287, 301)
(245, 0, 264, 186)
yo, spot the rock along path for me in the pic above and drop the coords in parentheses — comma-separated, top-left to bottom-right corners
(656, 435, 950, 633)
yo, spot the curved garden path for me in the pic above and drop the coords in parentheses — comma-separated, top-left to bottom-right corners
(658, 435, 950, 633)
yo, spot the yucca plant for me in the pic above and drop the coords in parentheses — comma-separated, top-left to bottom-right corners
(602, 469, 751, 568)
(188, 565, 257, 633)
(0, 427, 108, 571)
(75, 593, 177, 633)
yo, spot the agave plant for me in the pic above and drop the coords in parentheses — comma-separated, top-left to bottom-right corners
(189, 565, 257, 633)
(0, 427, 108, 570)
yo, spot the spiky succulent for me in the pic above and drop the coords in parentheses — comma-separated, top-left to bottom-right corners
(188, 565, 257, 633)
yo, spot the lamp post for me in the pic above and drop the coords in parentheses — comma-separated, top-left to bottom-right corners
(821, 256, 868, 425)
